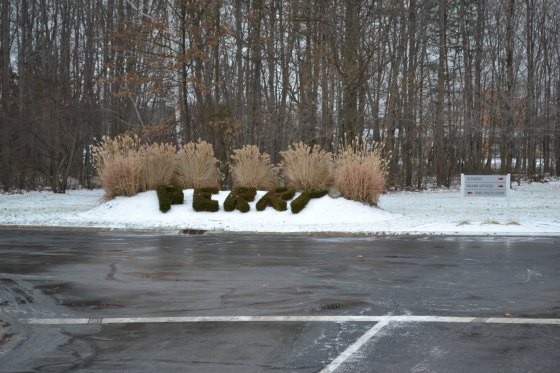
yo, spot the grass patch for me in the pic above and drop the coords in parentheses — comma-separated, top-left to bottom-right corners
(482, 219, 501, 225)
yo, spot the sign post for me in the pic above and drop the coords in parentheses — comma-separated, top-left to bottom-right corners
(461, 174, 510, 197)
(461, 174, 511, 221)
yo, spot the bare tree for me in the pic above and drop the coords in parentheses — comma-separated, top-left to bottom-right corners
(434, 0, 448, 186)
(2, 0, 560, 192)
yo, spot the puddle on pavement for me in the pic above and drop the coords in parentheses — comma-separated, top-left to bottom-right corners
(35, 283, 71, 295)
(61, 300, 123, 310)
(129, 271, 175, 279)
(321, 303, 343, 310)
(180, 229, 207, 235)
(318, 299, 371, 311)
(1, 278, 34, 304)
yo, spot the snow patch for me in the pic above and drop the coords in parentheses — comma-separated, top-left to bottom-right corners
(1, 181, 560, 235)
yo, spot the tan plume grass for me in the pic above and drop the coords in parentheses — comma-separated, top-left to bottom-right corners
(279, 142, 334, 190)
(141, 142, 176, 190)
(230, 145, 278, 189)
(334, 137, 387, 206)
(175, 139, 221, 189)
(92, 134, 144, 198)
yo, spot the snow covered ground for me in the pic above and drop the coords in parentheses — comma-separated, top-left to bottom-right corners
(0, 180, 559, 236)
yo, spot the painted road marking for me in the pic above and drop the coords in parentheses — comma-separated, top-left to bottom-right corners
(20, 314, 560, 373)
(319, 319, 390, 373)
(22, 315, 560, 325)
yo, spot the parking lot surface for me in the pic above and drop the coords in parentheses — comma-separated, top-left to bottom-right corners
(1, 230, 559, 372)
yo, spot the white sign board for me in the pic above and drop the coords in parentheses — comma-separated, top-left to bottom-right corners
(461, 174, 510, 197)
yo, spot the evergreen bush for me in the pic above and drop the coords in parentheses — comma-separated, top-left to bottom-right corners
(156, 186, 171, 212)
(224, 187, 257, 213)
(290, 189, 328, 214)
(256, 187, 296, 211)
(278, 187, 297, 200)
(192, 187, 220, 212)
(168, 187, 184, 205)
(156, 186, 184, 213)
(308, 189, 328, 199)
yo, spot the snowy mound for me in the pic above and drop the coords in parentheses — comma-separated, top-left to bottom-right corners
(2, 180, 559, 235)
(80, 190, 399, 233)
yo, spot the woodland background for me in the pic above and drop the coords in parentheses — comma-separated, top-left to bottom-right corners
(1, 0, 559, 192)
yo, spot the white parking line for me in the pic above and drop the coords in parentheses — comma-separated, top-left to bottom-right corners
(21, 314, 560, 373)
(319, 319, 390, 373)
(22, 315, 560, 325)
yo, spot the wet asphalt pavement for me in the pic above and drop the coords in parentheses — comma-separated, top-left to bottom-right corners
(0, 229, 559, 372)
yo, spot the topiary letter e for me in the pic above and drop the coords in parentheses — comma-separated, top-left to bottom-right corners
(192, 187, 220, 212)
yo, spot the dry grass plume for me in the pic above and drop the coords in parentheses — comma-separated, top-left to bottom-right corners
(230, 145, 278, 189)
(174, 139, 221, 189)
(334, 137, 387, 206)
(141, 142, 176, 190)
(92, 134, 144, 198)
(279, 142, 334, 190)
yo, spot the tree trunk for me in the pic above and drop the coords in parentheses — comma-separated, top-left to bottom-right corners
(435, 0, 448, 186)
(0, 0, 11, 189)
(501, 0, 515, 174)
(341, 0, 361, 140)
(403, 0, 417, 187)
(525, 0, 536, 178)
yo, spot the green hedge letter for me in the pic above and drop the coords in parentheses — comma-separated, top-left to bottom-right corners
(256, 187, 296, 212)
(192, 188, 220, 212)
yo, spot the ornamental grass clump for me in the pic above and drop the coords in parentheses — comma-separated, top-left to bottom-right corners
(279, 142, 334, 191)
(230, 145, 278, 189)
(334, 138, 388, 206)
(175, 139, 221, 189)
(141, 142, 176, 191)
(92, 134, 144, 198)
